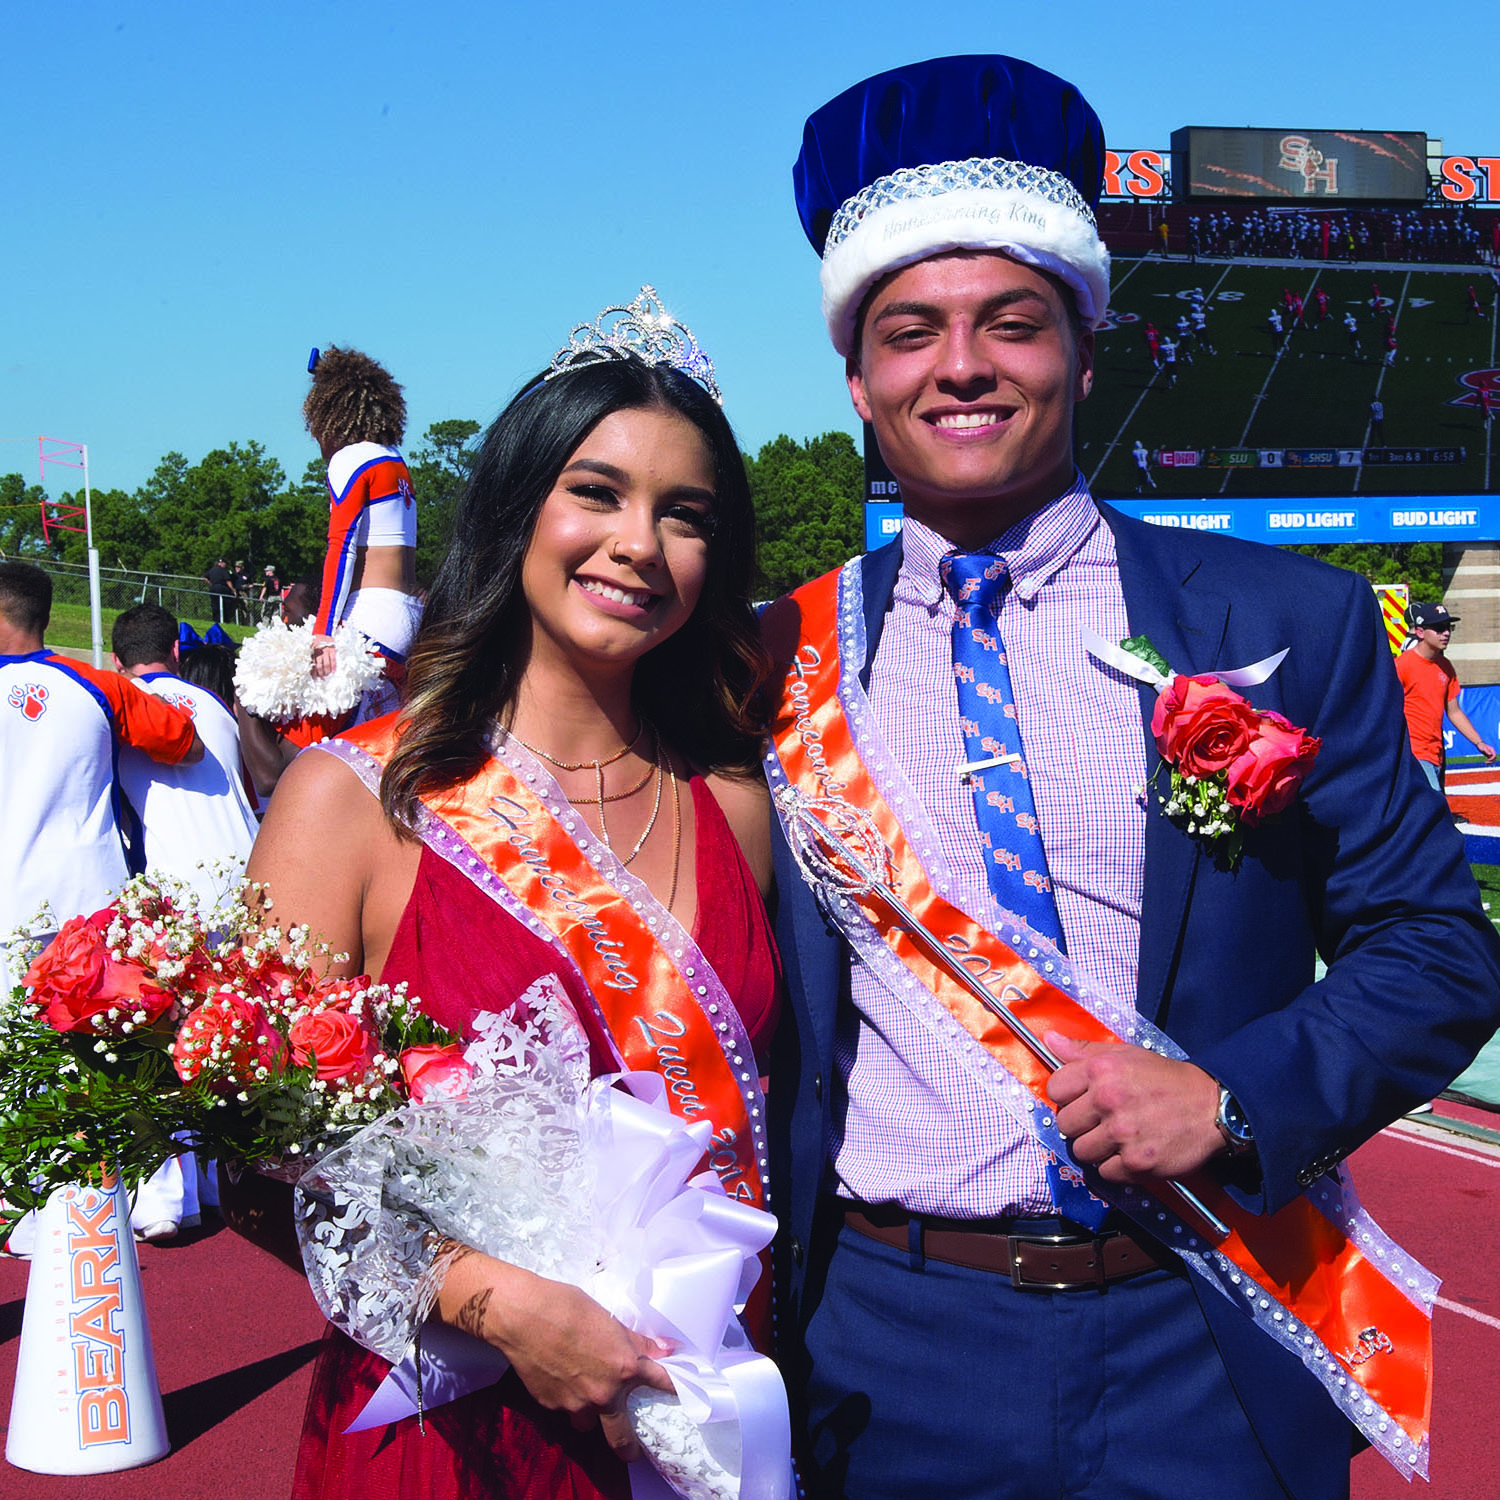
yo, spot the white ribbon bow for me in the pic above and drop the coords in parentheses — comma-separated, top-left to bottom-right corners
(1082, 626, 1287, 693)
(347, 1070, 791, 1500)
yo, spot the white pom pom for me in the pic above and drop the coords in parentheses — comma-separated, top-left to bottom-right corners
(233, 617, 384, 723)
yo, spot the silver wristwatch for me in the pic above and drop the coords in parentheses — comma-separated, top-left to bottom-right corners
(1214, 1084, 1255, 1156)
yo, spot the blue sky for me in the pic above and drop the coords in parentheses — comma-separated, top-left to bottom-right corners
(4, 1, 1496, 499)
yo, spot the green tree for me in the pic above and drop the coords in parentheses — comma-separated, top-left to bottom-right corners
(48, 442, 323, 581)
(78, 488, 145, 568)
(0, 472, 51, 555)
(746, 432, 864, 597)
(1285, 542, 1444, 599)
(409, 419, 480, 583)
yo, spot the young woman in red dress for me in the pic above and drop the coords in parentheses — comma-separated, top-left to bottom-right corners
(249, 298, 780, 1500)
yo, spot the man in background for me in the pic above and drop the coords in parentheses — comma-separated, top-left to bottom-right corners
(1131, 439, 1155, 492)
(111, 603, 259, 916)
(259, 563, 284, 618)
(231, 560, 252, 623)
(202, 556, 236, 626)
(0, 563, 200, 982)
(1396, 601, 1496, 790)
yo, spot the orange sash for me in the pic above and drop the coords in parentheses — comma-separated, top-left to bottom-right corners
(331, 720, 766, 1214)
(763, 565, 1433, 1476)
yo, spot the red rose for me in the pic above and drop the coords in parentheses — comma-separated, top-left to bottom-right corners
(1151, 675, 1259, 778)
(171, 993, 288, 1090)
(289, 1006, 377, 1081)
(399, 1044, 473, 1103)
(24, 910, 173, 1035)
(1225, 711, 1322, 825)
(24, 913, 109, 1014)
(303, 973, 374, 1013)
(213, 949, 309, 1009)
(95, 959, 174, 1027)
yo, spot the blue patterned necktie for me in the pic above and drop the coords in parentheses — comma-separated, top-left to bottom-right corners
(941, 552, 1107, 1226)
(939, 551, 1065, 951)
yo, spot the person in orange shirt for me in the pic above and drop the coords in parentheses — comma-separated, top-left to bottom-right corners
(1395, 601, 1496, 790)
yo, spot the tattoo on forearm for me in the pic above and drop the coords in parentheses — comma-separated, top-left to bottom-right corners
(455, 1287, 493, 1340)
(436, 1237, 478, 1270)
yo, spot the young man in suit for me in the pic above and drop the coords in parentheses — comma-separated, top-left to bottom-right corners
(764, 55, 1500, 1500)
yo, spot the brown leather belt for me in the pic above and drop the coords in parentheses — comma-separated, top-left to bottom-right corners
(842, 1204, 1173, 1290)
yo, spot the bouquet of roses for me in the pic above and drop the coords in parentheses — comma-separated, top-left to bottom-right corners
(0, 871, 459, 1242)
(2, 877, 790, 1500)
(295, 974, 787, 1500)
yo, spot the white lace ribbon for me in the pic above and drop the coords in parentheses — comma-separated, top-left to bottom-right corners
(1082, 625, 1287, 692)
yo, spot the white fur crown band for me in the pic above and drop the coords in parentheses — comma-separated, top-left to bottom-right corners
(819, 156, 1111, 355)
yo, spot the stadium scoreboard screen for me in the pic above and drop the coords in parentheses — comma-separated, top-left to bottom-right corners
(859, 121, 1500, 549)
(1171, 128, 1429, 201)
(1076, 255, 1499, 544)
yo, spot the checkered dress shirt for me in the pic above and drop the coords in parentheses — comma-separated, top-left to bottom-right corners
(833, 477, 1149, 1216)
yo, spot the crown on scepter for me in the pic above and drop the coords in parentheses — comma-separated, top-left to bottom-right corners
(544, 286, 723, 404)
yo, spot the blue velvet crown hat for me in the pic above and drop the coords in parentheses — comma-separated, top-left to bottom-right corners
(794, 55, 1110, 354)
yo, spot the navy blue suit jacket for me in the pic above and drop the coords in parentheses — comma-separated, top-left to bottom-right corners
(768, 503, 1500, 1495)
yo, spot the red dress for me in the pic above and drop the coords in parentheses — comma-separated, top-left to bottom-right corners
(291, 779, 781, 1500)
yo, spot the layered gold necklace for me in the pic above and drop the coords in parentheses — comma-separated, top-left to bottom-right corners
(505, 719, 682, 913)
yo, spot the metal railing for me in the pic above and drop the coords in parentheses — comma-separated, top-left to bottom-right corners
(22, 560, 277, 631)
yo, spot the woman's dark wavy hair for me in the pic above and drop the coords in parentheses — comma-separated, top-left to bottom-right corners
(381, 357, 770, 831)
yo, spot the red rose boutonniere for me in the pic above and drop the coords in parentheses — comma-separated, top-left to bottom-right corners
(1087, 631, 1321, 864)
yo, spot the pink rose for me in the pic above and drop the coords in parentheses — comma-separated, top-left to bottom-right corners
(1151, 675, 1259, 778)
(25, 910, 173, 1035)
(1225, 711, 1322, 825)
(399, 1044, 473, 1103)
(289, 1006, 377, 1081)
(171, 993, 288, 1090)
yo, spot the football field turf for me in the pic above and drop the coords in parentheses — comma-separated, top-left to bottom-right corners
(1081, 257, 1500, 501)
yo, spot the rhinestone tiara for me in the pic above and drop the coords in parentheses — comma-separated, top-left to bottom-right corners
(544, 286, 722, 404)
(824, 156, 1097, 255)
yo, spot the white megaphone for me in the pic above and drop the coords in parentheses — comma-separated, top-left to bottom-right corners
(6, 1175, 170, 1474)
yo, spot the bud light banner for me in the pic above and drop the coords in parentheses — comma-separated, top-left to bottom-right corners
(1105, 497, 1498, 542)
(865, 498, 1500, 548)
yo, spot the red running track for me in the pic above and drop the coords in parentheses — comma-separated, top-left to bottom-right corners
(1351, 1106, 1500, 1500)
(0, 1217, 323, 1497)
(1446, 764, 1500, 830)
(1, 1107, 1495, 1498)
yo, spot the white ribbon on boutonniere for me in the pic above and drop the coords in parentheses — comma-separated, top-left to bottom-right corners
(1081, 627, 1288, 692)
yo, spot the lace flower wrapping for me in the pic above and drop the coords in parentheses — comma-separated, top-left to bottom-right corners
(233, 616, 383, 722)
(628, 1388, 744, 1500)
(295, 981, 597, 1363)
(294, 977, 776, 1500)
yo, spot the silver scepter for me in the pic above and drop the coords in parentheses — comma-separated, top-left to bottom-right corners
(776, 786, 1231, 1242)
